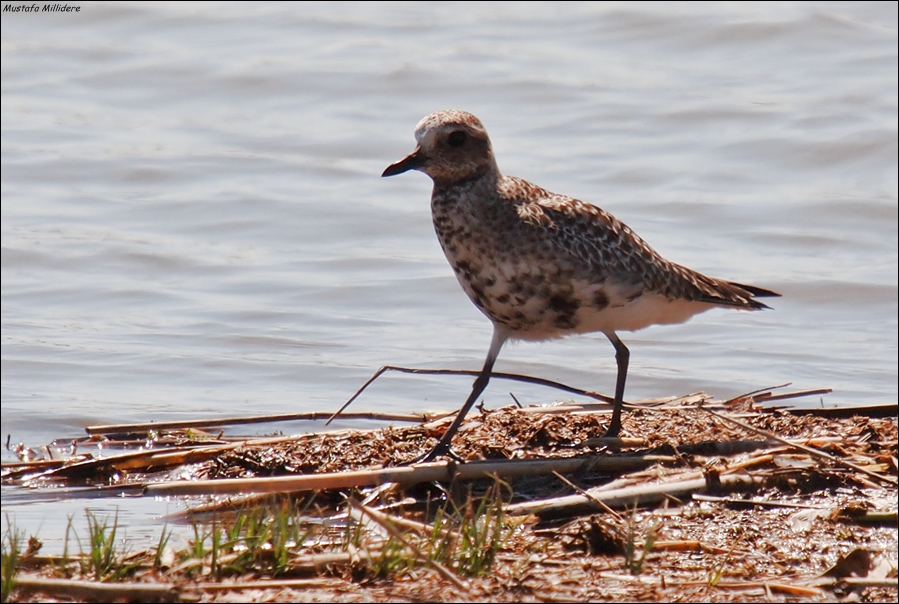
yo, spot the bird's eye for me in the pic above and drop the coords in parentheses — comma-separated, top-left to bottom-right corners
(447, 130, 467, 147)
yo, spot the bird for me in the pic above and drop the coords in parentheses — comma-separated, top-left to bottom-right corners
(382, 110, 779, 462)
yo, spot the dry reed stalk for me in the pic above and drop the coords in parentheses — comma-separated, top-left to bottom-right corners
(10, 577, 181, 603)
(86, 411, 432, 436)
(506, 472, 763, 517)
(701, 407, 898, 485)
(145, 454, 659, 497)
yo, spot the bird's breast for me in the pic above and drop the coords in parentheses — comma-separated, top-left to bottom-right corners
(433, 205, 602, 336)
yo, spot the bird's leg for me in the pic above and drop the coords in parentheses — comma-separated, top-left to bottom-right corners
(421, 328, 507, 462)
(603, 332, 629, 437)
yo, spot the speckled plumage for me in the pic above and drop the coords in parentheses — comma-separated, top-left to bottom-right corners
(383, 110, 778, 461)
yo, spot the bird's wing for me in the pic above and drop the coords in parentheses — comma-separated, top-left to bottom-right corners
(505, 178, 776, 309)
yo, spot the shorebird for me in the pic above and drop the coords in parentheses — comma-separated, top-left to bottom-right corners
(383, 110, 779, 462)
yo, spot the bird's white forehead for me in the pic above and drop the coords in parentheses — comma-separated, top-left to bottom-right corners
(414, 110, 486, 143)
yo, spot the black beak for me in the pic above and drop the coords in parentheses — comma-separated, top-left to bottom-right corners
(382, 148, 425, 177)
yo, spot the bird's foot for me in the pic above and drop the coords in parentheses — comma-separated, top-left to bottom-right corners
(602, 421, 621, 439)
(402, 442, 466, 465)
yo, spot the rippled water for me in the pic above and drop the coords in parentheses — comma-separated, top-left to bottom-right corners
(2, 2, 897, 548)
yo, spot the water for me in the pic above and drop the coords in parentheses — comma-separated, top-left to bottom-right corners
(2, 2, 896, 550)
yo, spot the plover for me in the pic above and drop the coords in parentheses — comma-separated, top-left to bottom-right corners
(383, 110, 778, 462)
